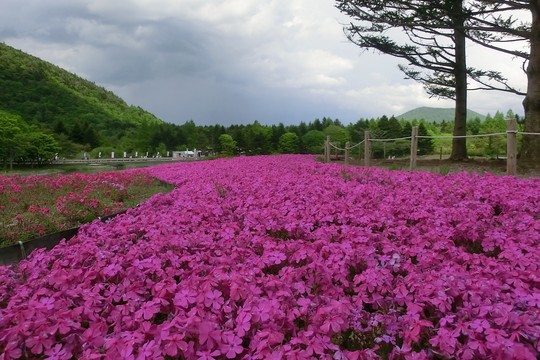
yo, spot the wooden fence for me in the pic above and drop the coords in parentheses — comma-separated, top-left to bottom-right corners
(323, 119, 539, 176)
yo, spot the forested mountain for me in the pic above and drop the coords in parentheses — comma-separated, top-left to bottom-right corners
(397, 107, 486, 123)
(0, 42, 162, 153)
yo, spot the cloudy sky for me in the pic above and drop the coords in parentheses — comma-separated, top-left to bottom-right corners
(0, 0, 529, 126)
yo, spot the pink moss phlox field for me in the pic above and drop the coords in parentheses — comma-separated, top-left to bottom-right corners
(0, 170, 157, 244)
(0, 155, 539, 359)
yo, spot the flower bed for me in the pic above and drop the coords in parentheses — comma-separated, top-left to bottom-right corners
(0, 155, 539, 359)
(0, 170, 172, 247)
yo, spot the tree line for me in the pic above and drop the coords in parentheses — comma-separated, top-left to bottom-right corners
(2, 102, 521, 168)
(0, 110, 59, 169)
(72, 116, 436, 159)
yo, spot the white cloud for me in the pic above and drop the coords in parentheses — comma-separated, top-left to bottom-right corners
(0, 0, 528, 124)
(342, 84, 456, 117)
(64, 18, 144, 48)
(243, 49, 353, 91)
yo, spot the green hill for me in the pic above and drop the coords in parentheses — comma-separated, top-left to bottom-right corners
(0, 42, 164, 154)
(397, 107, 486, 123)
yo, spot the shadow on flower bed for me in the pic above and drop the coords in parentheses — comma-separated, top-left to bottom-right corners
(0, 210, 127, 266)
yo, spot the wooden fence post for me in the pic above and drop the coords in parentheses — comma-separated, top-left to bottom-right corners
(345, 141, 350, 165)
(364, 130, 370, 167)
(506, 118, 517, 176)
(325, 136, 331, 163)
(323, 137, 328, 162)
(410, 126, 418, 171)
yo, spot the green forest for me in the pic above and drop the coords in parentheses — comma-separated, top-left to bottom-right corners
(0, 42, 519, 167)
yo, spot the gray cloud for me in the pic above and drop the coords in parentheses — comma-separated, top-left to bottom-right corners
(0, 0, 527, 125)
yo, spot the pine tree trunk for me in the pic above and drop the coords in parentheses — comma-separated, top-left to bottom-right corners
(520, 1, 540, 164)
(451, 0, 468, 161)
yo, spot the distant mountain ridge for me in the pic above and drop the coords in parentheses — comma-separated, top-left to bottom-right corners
(397, 107, 486, 122)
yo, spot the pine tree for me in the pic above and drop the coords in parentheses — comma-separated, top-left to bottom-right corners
(336, 0, 524, 160)
(417, 123, 434, 155)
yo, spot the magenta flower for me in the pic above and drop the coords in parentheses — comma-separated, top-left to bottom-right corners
(117, 343, 135, 360)
(196, 349, 221, 360)
(221, 333, 244, 359)
(25, 332, 54, 355)
(235, 312, 252, 337)
(44, 344, 71, 360)
(136, 300, 161, 320)
(174, 289, 197, 309)
(198, 321, 222, 347)
(163, 334, 188, 357)
(136, 340, 163, 360)
(429, 327, 458, 355)
(81, 322, 107, 347)
(469, 318, 491, 333)
(320, 315, 346, 334)
(485, 328, 510, 351)
(204, 290, 224, 311)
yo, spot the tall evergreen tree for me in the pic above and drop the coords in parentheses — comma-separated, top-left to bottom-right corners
(311, 119, 324, 131)
(336, 0, 523, 160)
(418, 123, 434, 155)
(465, 1, 537, 162)
(402, 121, 413, 138)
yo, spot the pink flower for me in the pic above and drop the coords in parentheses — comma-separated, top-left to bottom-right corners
(81, 322, 107, 347)
(404, 316, 433, 344)
(117, 343, 135, 360)
(204, 290, 224, 311)
(485, 328, 510, 351)
(25, 332, 54, 355)
(221, 333, 244, 359)
(198, 321, 222, 347)
(174, 289, 197, 309)
(102, 263, 122, 278)
(469, 319, 490, 333)
(2, 340, 23, 359)
(136, 340, 162, 360)
(429, 328, 457, 355)
(136, 300, 161, 320)
(44, 344, 71, 360)
(163, 334, 188, 357)
(196, 350, 221, 360)
(320, 315, 346, 334)
(468, 339, 488, 356)
(37, 296, 55, 310)
(235, 312, 252, 337)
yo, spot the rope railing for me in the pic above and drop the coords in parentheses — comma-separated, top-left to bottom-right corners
(329, 142, 347, 151)
(415, 131, 540, 140)
(329, 131, 522, 152)
(324, 137, 366, 165)
(329, 140, 365, 151)
(416, 132, 506, 139)
(518, 131, 540, 136)
(345, 140, 365, 149)
(370, 136, 412, 142)
(323, 118, 540, 176)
